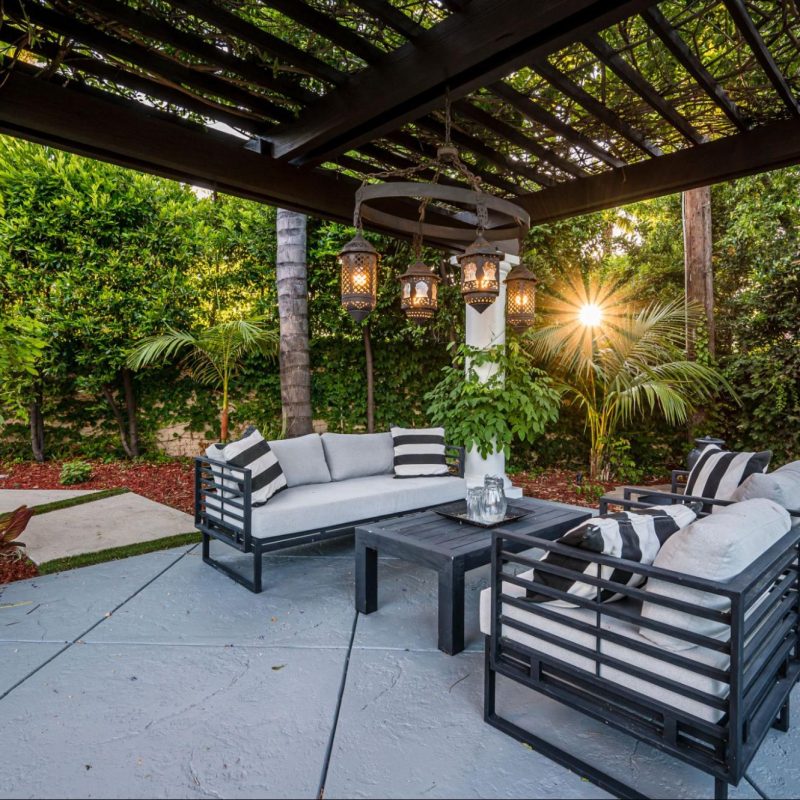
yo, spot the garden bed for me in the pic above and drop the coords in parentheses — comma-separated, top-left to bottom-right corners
(0, 459, 195, 514)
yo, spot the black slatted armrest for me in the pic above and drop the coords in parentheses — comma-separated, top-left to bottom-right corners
(445, 444, 466, 477)
(194, 456, 253, 551)
(672, 469, 690, 493)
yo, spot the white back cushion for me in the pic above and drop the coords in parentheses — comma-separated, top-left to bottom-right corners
(268, 433, 332, 487)
(321, 432, 394, 481)
(731, 460, 800, 514)
(639, 499, 791, 650)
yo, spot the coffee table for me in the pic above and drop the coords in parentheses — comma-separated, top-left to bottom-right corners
(354, 496, 591, 655)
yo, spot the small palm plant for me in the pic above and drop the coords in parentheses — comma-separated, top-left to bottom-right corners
(525, 285, 733, 480)
(0, 506, 33, 561)
(127, 317, 278, 442)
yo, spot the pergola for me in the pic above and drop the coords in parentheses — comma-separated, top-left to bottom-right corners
(1, 0, 799, 241)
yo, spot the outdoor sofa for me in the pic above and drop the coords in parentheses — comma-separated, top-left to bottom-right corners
(482, 468, 800, 800)
(195, 431, 466, 593)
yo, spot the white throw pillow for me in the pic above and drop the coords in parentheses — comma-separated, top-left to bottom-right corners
(391, 426, 449, 477)
(639, 499, 791, 651)
(685, 444, 771, 511)
(731, 461, 800, 514)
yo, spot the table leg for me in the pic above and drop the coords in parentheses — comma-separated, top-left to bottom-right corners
(438, 564, 465, 655)
(356, 543, 378, 614)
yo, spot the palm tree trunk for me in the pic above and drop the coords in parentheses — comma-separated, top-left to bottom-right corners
(363, 323, 374, 433)
(276, 208, 312, 438)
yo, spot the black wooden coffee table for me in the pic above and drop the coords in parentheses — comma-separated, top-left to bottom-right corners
(354, 496, 591, 655)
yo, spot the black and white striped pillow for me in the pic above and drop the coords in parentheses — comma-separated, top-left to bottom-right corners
(686, 445, 771, 511)
(391, 426, 449, 478)
(527, 505, 697, 605)
(206, 426, 287, 507)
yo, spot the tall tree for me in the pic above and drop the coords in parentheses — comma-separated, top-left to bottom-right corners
(276, 209, 313, 437)
(682, 186, 715, 358)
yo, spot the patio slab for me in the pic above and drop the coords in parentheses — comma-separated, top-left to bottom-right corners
(0, 642, 66, 695)
(85, 547, 357, 648)
(20, 492, 194, 564)
(0, 641, 346, 799)
(0, 488, 97, 513)
(0, 545, 195, 643)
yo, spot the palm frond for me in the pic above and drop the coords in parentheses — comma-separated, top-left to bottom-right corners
(126, 328, 199, 370)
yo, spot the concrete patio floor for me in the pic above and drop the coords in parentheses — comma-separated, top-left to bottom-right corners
(0, 538, 797, 799)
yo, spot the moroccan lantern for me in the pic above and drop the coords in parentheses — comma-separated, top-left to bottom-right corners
(399, 260, 440, 324)
(505, 262, 538, 330)
(457, 235, 500, 313)
(338, 231, 378, 322)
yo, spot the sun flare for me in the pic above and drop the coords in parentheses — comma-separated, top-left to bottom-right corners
(578, 303, 603, 327)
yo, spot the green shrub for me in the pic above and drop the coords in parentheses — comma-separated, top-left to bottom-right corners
(59, 460, 93, 485)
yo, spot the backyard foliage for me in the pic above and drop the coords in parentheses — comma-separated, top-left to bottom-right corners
(426, 342, 561, 459)
(0, 505, 32, 560)
(0, 133, 797, 474)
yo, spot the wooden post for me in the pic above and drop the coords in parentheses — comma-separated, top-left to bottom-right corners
(682, 186, 715, 359)
(276, 208, 313, 437)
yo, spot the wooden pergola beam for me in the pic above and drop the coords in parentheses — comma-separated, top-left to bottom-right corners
(265, 0, 659, 164)
(642, 6, 749, 132)
(167, 0, 344, 86)
(349, 1, 424, 39)
(6, 0, 293, 123)
(0, 24, 272, 137)
(261, 0, 384, 65)
(490, 82, 626, 169)
(76, 0, 314, 105)
(0, 68, 355, 219)
(722, 0, 800, 117)
(583, 32, 706, 144)
(533, 60, 662, 157)
(518, 116, 800, 224)
(454, 100, 587, 178)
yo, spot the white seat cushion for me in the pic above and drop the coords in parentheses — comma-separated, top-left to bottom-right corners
(479, 577, 730, 723)
(251, 474, 466, 540)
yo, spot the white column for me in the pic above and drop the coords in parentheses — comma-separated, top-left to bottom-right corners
(451, 252, 524, 498)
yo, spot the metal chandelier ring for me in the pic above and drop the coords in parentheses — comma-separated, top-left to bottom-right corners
(354, 182, 530, 246)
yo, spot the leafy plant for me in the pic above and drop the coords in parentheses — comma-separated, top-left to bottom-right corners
(127, 317, 279, 442)
(425, 341, 561, 459)
(526, 295, 733, 480)
(0, 314, 47, 426)
(59, 459, 93, 485)
(0, 506, 33, 560)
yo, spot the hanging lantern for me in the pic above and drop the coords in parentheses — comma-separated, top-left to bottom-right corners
(339, 231, 378, 322)
(505, 262, 538, 330)
(458, 235, 501, 313)
(399, 260, 440, 324)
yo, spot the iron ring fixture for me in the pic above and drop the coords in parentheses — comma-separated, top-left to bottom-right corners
(354, 182, 530, 246)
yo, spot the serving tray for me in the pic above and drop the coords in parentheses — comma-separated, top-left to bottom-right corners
(433, 500, 531, 529)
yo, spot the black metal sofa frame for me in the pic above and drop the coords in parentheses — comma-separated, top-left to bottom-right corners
(485, 492, 800, 800)
(194, 445, 465, 594)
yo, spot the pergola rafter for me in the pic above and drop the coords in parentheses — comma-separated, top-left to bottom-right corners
(0, 0, 798, 244)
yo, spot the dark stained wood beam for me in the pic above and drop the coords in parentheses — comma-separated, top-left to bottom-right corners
(642, 6, 750, 131)
(518, 116, 800, 224)
(261, 0, 383, 64)
(454, 100, 587, 178)
(168, 0, 344, 86)
(583, 32, 706, 144)
(0, 68, 352, 218)
(490, 82, 626, 168)
(533, 59, 663, 156)
(722, 0, 800, 117)
(6, 0, 293, 123)
(417, 117, 552, 188)
(350, 0, 424, 39)
(76, 0, 314, 105)
(265, 0, 660, 163)
(0, 68, 464, 237)
(0, 23, 271, 136)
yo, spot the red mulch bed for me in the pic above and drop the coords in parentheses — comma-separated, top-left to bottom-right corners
(511, 469, 617, 508)
(0, 555, 38, 584)
(0, 459, 195, 515)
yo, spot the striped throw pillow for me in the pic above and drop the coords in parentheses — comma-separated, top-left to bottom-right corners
(527, 505, 697, 606)
(206, 426, 287, 507)
(686, 445, 771, 510)
(391, 426, 449, 478)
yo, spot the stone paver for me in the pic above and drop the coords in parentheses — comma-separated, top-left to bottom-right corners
(21, 492, 194, 564)
(0, 488, 97, 513)
(0, 537, 791, 799)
